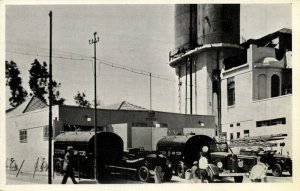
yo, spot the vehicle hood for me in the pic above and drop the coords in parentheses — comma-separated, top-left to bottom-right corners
(210, 152, 232, 157)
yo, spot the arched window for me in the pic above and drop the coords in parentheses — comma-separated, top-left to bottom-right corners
(258, 74, 267, 99)
(271, 74, 280, 97)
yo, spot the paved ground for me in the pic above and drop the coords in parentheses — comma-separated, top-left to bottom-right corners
(5, 170, 292, 185)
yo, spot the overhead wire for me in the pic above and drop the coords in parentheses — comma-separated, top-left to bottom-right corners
(6, 48, 176, 83)
(6, 48, 214, 89)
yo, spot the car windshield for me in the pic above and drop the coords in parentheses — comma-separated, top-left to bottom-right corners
(209, 143, 229, 152)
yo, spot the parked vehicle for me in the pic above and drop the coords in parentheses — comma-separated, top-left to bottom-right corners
(231, 134, 292, 177)
(54, 131, 172, 182)
(107, 148, 173, 182)
(157, 134, 257, 183)
(54, 131, 124, 180)
(240, 148, 292, 177)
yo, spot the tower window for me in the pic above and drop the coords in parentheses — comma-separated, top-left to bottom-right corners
(227, 77, 235, 106)
(271, 74, 280, 97)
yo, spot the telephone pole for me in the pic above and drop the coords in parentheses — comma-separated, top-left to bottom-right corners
(48, 10, 53, 184)
(150, 73, 152, 110)
(89, 32, 99, 182)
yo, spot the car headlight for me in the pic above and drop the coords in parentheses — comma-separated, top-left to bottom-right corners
(238, 160, 244, 168)
(217, 162, 223, 169)
(166, 159, 172, 168)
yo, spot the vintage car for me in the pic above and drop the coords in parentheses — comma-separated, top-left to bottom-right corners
(240, 148, 292, 176)
(107, 148, 173, 182)
(157, 134, 257, 183)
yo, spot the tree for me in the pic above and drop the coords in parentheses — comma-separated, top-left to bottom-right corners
(6, 60, 28, 107)
(74, 91, 91, 108)
(28, 59, 65, 105)
(28, 59, 48, 102)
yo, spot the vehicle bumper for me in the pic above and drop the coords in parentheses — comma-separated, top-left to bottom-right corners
(218, 172, 249, 177)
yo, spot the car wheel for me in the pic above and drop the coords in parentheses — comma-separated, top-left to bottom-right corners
(138, 165, 150, 182)
(289, 168, 292, 176)
(177, 163, 185, 179)
(234, 176, 243, 183)
(163, 171, 173, 182)
(272, 163, 282, 177)
(54, 161, 62, 176)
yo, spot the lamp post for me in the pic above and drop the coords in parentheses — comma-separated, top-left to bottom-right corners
(89, 32, 99, 182)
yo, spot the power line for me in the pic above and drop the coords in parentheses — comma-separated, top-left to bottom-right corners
(6, 40, 92, 59)
(7, 40, 172, 66)
(6, 49, 176, 83)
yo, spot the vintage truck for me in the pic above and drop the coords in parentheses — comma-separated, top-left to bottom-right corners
(157, 134, 257, 182)
(54, 131, 172, 182)
(240, 148, 292, 177)
(231, 133, 292, 177)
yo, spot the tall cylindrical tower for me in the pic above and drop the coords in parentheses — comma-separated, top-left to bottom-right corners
(174, 4, 198, 50)
(197, 4, 240, 45)
(170, 4, 241, 136)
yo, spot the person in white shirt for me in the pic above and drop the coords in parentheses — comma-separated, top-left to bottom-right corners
(198, 146, 209, 183)
(249, 156, 268, 182)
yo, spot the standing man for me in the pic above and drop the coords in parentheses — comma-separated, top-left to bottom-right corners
(61, 146, 78, 184)
(198, 146, 209, 183)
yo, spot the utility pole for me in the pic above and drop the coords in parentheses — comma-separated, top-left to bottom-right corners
(150, 73, 152, 110)
(216, 49, 221, 137)
(189, 56, 192, 114)
(185, 59, 188, 114)
(89, 32, 99, 182)
(48, 10, 53, 184)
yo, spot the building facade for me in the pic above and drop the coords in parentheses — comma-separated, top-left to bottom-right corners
(6, 96, 215, 173)
(221, 29, 292, 154)
(168, 4, 292, 155)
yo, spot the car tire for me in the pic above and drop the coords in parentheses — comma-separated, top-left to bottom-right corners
(234, 176, 243, 183)
(177, 163, 185, 179)
(272, 163, 282, 177)
(163, 171, 173, 182)
(54, 161, 62, 176)
(289, 168, 292, 176)
(138, 165, 150, 182)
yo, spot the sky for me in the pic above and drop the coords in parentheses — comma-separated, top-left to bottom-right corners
(5, 4, 292, 112)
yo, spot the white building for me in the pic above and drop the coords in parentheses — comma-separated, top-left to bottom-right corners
(221, 28, 292, 154)
(6, 96, 215, 173)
